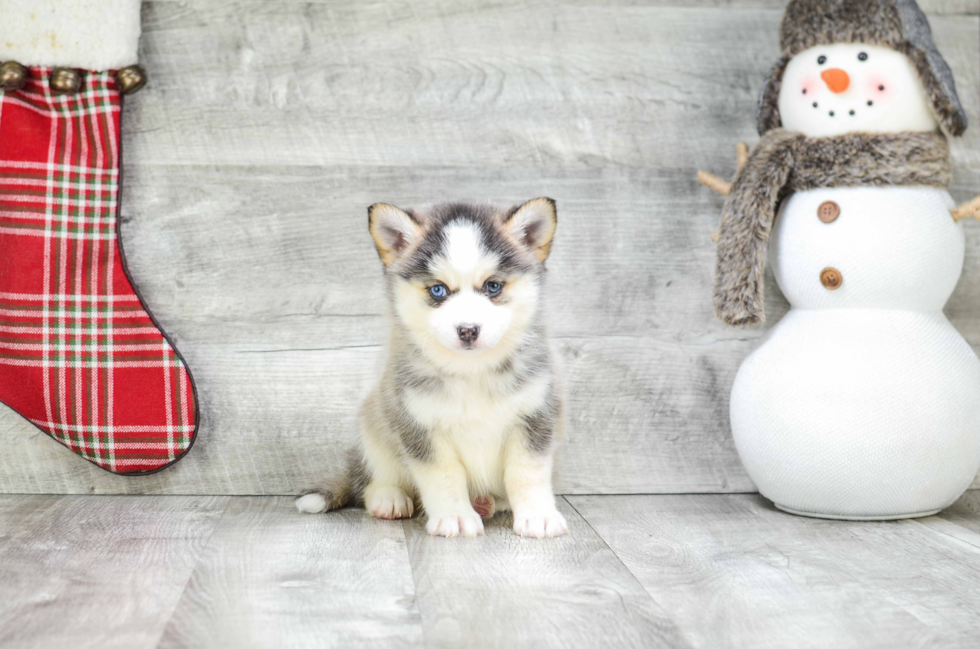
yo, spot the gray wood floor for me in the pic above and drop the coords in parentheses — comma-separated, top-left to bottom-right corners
(3, 492, 980, 648)
(1, 0, 978, 495)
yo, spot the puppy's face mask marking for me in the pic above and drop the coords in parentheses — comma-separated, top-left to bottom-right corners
(368, 199, 557, 367)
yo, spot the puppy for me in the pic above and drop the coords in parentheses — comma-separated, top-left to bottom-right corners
(296, 198, 568, 538)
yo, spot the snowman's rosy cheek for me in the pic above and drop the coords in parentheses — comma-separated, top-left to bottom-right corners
(866, 77, 890, 97)
(799, 78, 818, 98)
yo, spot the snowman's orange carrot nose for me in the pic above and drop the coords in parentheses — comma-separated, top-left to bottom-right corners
(821, 68, 850, 93)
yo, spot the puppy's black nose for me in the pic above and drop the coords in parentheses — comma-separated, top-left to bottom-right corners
(457, 324, 480, 344)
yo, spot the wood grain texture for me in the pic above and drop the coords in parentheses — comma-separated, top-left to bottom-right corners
(404, 498, 687, 648)
(937, 489, 980, 534)
(569, 493, 980, 649)
(124, 2, 980, 172)
(0, 495, 227, 649)
(0, 0, 977, 494)
(4, 494, 980, 647)
(917, 489, 980, 545)
(158, 497, 422, 648)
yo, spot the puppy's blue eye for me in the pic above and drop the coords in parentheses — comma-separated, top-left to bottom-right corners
(428, 284, 448, 299)
(485, 281, 503, 296)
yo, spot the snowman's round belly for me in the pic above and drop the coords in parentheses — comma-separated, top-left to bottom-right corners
(770, 187, 963, 311)
(731, 309, 980, 518)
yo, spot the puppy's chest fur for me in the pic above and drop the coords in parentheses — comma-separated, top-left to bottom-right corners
(402, 366, 551, 489)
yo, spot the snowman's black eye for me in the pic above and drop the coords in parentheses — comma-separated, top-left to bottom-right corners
(858, 52, 868, 61)
(817, 55, 827, 65)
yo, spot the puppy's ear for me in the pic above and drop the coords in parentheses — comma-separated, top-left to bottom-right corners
(505, 197, 558, 262)
(368, 203, 421, 265)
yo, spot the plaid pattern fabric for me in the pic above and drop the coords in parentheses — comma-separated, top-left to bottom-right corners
(0, 67, 197, 474)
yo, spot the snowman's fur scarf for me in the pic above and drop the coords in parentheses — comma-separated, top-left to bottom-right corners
(757, 0, 967, 137)
(298, 199, 569, 539)
(714, 128, 950, 326)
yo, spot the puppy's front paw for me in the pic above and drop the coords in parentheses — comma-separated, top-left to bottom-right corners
(513, 508, 569, 538)
(366, 486, 415, 520)
(426, 510, 485, 538)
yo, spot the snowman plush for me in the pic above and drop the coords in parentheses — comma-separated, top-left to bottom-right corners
(700, 0, 980, 519)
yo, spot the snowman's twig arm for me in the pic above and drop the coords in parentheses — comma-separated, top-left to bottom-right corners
(698, 142, 749, 196)
(699, 142, 749, 242)
(951, 195, 980, 222)
(697, 170, 731, 196)
(736, 142, 749, 170)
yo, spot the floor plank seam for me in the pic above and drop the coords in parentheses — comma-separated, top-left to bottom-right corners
(150, 496, 232, 649)
(562, 496, 698, 648)
(399, 519, 431, 649)
(561, 497, 659, 600)
(2, 489, 978, 499)
(909, 517, 980, 553)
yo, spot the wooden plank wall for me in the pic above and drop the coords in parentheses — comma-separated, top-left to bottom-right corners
(1, 0, 977, 494)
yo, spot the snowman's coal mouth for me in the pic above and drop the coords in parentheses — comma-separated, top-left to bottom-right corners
(812, 100, 874, 117)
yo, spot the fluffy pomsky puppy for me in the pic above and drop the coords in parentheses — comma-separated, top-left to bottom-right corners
(296, 197, 568, 538)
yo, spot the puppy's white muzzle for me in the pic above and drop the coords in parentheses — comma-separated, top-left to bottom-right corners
(430, 291, 511, 354)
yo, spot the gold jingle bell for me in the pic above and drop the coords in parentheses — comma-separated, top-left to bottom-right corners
(115, 65, 147, 95)
(0, 61, 28, 91)
(51, 67, 82, 94)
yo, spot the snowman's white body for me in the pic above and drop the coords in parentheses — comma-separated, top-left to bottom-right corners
(731, 186, 980, 518)
(728, 42, 980, 519)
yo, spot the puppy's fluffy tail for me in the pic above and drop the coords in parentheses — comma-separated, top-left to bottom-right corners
(294, 447, 370, 514)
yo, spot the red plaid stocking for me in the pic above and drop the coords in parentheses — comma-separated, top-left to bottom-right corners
(0, 67, 198, 474)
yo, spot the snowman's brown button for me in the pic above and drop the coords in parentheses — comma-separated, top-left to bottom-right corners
(818, 201, 840, 223)
(820, 267, 843, 290)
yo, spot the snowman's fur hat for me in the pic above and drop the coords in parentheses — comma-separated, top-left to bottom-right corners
(757, 0, 967, 137)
